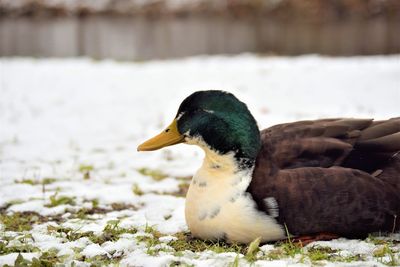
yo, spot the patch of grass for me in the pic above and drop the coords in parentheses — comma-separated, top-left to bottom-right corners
(137, 167, 168, 181)
(79, 164, 94, 172)
(132, 183, 144, 196)
(264, 247, 282, 260)
(110, 202, 138, 211)
(136, 224, 162, 241)
(367, 234, 400, 266)
(170, 182, 190, 198)
(373, 244, 399, 266)
(43, 177, 57, 185)
(135, 225, 164, 254)
(306, 246, 338, 262)
(265, 242, 367, 264)
(0, 203, 12, 214)
(367, 234, 399, 246)
(230, 255, 240, 267)
(45, 192, 76, 207)
(245, 237, 261, 262)
(265, 225, 303, 260)
(91, 199, 99, 208)
(69, 201, 139, 220)
(74, 207, 109, 220)
(47, 225, 96, 242)
(15, 178, 57, 185)
(168, 232, 247, 255)
(79, 164, 94, 179)
(33, 249, 63, 266)
(264, 241, 303, 260)
(158, 182, 190, 198)
(90, 220, 138, 245)
(374, 244, 392, 257)
(75, 254, 121, 266)
(0, 240, 39, 254)
(144, 224, 162, 236)
(0, 212, 43, 232)
(136, 224, 175, 256)
(341, 254, 366, 262)
(48, 220, 138, 245)
(281, 241, 303, 258)
(138, 236, 164, 256)
(88, 255, 120, 266)
(5, 250, 63, 267)
(367, 234, 389, 245)
(0, 241, 7, 253)
(6, 254, 31, 267)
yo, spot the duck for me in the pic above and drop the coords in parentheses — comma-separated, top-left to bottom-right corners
(137, 90, 400, 244)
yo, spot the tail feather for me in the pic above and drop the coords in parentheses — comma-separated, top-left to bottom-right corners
(357, 132, 400, 151)
(344, 118, 400, 181)
(360, 119, 400, 141)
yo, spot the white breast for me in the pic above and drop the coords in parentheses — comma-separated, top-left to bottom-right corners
(184, 152, 285, 244)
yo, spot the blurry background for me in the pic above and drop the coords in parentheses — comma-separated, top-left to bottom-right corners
(1, 0, 400, 60)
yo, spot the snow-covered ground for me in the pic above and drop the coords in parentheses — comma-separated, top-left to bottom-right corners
(0, 55, 399, 266)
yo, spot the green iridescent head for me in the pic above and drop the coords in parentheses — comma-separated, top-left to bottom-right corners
(176, 90, 261, 166)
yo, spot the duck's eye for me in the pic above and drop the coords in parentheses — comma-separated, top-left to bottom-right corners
(165, 129, 170, 133)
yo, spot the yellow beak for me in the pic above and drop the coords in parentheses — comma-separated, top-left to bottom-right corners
(137, 119, 185, 151)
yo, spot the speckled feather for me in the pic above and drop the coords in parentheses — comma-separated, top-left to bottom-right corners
(247, 117, 400, 238)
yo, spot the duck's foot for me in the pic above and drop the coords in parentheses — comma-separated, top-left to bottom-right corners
(290, 233, 340, 246)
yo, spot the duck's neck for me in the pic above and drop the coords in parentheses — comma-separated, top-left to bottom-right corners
(194, 145, 255, 191)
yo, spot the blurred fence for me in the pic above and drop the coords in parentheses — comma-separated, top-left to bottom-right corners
(1, 0, 399, 60)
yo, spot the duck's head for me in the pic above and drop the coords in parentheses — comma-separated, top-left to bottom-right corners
(137, 90, 261, 169)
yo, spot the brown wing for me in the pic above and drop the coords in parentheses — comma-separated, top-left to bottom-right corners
(262, 118, 373, 170)
(248, 118, 400, 237)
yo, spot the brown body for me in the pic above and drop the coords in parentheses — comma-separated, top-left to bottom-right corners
(248, 118, 400, 238)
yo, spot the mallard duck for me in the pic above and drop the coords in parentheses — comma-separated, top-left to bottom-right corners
(137, 90, 400, 244)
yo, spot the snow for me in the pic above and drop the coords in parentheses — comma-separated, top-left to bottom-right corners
(309, 239, 378, 256)
(81, 244, 109, 258)
(159, 235, 178, 243)
(0, 54, 399, 266)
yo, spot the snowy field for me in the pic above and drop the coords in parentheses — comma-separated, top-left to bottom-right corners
(0, 55, 399, 266)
